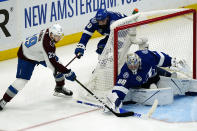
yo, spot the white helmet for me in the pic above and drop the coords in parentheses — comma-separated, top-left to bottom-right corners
(49, 24, 63, 36)
(126, 53, 141, 74)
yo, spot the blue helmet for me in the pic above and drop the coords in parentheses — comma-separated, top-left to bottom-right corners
(95, 9, 108, 21)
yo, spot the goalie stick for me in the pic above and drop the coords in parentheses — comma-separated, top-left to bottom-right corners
(75, 78, 158, 118)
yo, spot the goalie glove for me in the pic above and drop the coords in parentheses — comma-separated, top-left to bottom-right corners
(170, 58, 191, 75)
(171, 58, 186, 68)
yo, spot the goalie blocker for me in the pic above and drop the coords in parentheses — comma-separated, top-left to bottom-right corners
(124, 76, 197, 105)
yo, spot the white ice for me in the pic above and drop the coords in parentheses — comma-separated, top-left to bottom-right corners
(0, 38, 197, 131)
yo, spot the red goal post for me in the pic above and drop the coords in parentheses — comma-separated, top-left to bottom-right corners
(113, 9, 197, 84)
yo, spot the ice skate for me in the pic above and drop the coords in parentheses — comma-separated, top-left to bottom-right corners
(53, 86, 73, 98)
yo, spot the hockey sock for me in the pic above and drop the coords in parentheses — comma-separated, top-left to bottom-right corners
(3, 85, 18, 102)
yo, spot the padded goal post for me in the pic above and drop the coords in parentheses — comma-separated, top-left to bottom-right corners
(82, 9, 196, 101)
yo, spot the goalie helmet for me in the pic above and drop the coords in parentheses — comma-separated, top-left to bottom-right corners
(126, 53, 141, 75)
(95, 9, 108, 21)
(49, 24, 63, 37)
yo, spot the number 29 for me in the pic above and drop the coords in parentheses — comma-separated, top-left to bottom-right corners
(25, 34, 38, 48)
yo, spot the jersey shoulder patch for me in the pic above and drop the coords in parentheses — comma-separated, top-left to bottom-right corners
(123, 72, 129, 79)
(90, 17, 97, 24)
(141, 50, 149, 54)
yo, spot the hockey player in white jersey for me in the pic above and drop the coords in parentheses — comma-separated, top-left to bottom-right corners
(105, 50, 197, 112)
(0, 24, 76, 110)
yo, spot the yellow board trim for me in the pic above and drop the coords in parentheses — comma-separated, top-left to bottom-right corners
(182, 3, 197, 9)
(0, 3, 197, 61)
(0, 47, 19, 61)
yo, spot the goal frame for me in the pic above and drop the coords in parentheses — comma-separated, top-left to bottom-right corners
(113, 9, 197, 84)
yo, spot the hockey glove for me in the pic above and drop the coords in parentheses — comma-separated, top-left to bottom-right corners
(75, 43, 86, 59)
(65, 69, 76, 81)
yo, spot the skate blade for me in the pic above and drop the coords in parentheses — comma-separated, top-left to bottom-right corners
(53, 92, 73, 98)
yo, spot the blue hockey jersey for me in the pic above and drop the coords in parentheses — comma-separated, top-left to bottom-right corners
(113, 50, 172, 100)
(79, 11, 127, 47)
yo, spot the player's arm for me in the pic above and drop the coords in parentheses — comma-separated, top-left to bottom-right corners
(75, 18, 97, 58)
(151, 51, 172, 67)
(42, 41, 76, 81)
(106, 64, 131, 110)
(42, 39, 69, 74)
(153, 51, 189, 74)
(151, 51, 185, 68)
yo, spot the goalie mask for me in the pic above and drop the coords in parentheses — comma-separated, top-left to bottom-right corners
(126, 53, 141, 75)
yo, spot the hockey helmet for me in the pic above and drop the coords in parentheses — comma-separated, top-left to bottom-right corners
(49, 24, 64, 37)
(95, 9, 108, 21)
(126, 53, 141, 74)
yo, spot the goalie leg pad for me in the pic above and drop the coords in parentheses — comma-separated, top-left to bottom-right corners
(124, 87, 173, 105)
(158, 76, 194, 95)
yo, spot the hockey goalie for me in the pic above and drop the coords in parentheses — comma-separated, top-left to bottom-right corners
(105, 49, 197, 112)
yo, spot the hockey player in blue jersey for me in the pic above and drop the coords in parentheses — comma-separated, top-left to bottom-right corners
(74, 8, 139, 58)
(105, 50, 185, 112)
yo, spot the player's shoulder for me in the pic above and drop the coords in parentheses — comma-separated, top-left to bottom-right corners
(89, 17, 98, 24)
(135, 50, 151, 56)
(135, 50, 157, 62)
(42, 29, 55, 47)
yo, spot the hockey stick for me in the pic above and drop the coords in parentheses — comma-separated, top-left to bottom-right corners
(54, 55, 78, 76)
(75, 78, 158, 118)
(53, 93, 104, 108)
(65, 55, 78, 67)
(75, 99, 104, 109)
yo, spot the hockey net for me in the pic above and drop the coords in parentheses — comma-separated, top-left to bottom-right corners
(80, 8, 196, 102)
